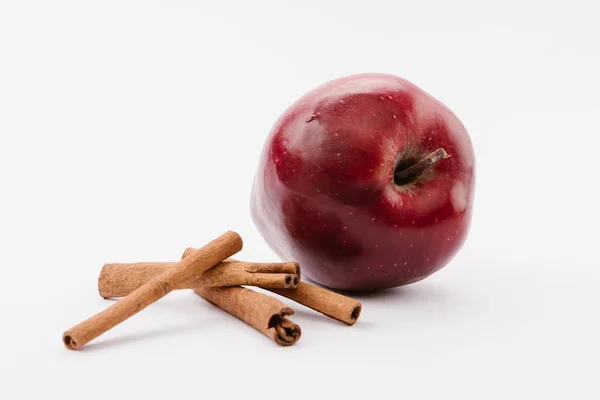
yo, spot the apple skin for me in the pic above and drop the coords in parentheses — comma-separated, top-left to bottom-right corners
(251, 73, 475, 291)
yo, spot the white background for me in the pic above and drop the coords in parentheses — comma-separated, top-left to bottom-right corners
(1, 1, 599, 399)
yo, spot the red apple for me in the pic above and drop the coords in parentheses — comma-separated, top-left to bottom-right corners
(251, 73, 475, 291)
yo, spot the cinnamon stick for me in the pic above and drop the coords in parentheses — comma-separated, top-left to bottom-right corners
(193, 286, 301, 346)
(268, 282, 362, 326)
(98, 260, 299, 298)
(63, 231, 243, 350)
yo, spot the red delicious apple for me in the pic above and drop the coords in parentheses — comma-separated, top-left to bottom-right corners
(251, 73, 475, 291)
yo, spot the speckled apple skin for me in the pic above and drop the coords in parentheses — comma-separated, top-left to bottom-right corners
(251, 73, 475, 291)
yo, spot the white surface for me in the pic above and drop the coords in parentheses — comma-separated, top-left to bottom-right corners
(1, 1, 599, 398)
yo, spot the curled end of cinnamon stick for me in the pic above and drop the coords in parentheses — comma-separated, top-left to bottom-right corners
(63, 332, 79, 350)
(349, 304, 362, 326)
(284, 274, 299, 289)
(293, 262, 301, 283)
(269, 315, 301, 346)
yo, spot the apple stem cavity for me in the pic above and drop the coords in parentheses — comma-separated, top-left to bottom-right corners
(394, 148, 449, 186)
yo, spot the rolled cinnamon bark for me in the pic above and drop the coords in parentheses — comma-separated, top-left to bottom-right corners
(268, 282, 362, 326)
(63, 231, 243, 350)
(194, 286, 301, 346)
(98, 260, 299, 297)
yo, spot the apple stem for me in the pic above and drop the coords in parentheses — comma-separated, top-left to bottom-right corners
(394, 148, 449, 184)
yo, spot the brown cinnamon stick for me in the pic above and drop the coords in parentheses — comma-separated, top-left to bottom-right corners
(268, 282, 362, 326)
(194, 286, 301, 346)
(98, 260, 299, 297)
(63, 231, 243, 350)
